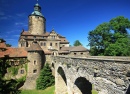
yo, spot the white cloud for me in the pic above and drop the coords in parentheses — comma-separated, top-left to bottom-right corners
(0, 14, 13, 20)
(13, 35, 20, 37)
(15, 22, 27, 27)
(16, 13, 26, 17)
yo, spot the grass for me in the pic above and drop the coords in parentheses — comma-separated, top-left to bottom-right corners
(21, 85, 55, 94)
(92, 90, 98, 94)
(21, 85, 98, 94)
(92, 85, 98, 94)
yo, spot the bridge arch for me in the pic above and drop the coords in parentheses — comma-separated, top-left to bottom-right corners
(55, 66, 68, 94)
(74, 77, 92, 94)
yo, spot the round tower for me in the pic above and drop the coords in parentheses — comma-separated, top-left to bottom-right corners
(29, 3, 46, 35)
(23, 40, 45, 89)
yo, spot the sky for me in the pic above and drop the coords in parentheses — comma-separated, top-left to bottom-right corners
(0, 0, 130, 48)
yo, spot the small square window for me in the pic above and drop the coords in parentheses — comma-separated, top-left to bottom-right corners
(33, 69, 37, 73)
(21, 70, 24, 74)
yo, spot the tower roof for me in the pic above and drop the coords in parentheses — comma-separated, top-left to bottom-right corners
(27, 41, 43, 51)
(31, 3, 44, 17)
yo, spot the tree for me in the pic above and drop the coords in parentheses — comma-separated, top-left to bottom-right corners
(73, 40, 82, 46)
(36, 63, 55, 90)
(0, 57, 21, 94)
(88, 16, 130, 56)
(6, 44, 12, 47)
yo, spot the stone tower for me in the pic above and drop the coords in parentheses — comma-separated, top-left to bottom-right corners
(29, 3, 46, 35)
(23, 40, 45, 89)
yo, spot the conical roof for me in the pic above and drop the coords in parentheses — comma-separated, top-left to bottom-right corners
(70, 46, 87, 52)
(27, 41, 43, 51)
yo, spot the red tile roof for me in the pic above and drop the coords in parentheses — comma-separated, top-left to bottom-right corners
(0, 42, 6, 48)
(0, 47, 27, 58)
(21, 31, 50, 37)
(27, 41, 43, 51)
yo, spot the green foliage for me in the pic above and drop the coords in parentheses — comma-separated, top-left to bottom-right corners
(0, 58, 21, 94)
(6, 43, 12, 47)
(73, 40, 82, 46)
(25, 63, 28, 72)
(17, 76, 26, 83)
(88, 16, 130, 56)
(8, 66, 19, 76)
(36, 63, 55, 90)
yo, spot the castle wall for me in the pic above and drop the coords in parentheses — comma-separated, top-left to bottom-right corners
(22, 51, 44, 89)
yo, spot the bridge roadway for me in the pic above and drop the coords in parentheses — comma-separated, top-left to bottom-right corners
(51, 56, 130, 94)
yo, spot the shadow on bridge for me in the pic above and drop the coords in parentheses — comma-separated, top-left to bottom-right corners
(126, 84, 130, 94)
(57, 67, 67, 85)
(74, 77, 92, 94)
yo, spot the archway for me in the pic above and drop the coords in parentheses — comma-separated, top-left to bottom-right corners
(55, 66, 68, 94)
(74, 77, 92, 94)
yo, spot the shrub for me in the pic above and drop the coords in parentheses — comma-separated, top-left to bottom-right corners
(36, 63, 55, 90)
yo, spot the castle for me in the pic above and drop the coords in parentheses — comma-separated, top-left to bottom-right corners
(18, 3, 69, 55)
(0, 2, 89, 90)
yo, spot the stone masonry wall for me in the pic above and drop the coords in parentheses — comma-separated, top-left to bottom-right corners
(29, 16, 46, 35)
(53, 56, 130, 94)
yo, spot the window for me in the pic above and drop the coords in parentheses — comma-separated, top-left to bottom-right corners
(21, 42, 24, 47)
(33, 69, 37, 73)
(34, 60, 36, 65)
(44, 43, 46, 46)
(21, 70, 24, 74)
(55, 43, 57, 46)
(74, 53, 76, 55)
(34, 36, 36, 38)
(81, 53, 83, 55)
(11, 61, 14, 66)
(41, 42, 43, 46)
(50, 43, 52, 46)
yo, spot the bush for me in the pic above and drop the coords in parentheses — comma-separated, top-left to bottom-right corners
(36, 63, 55, 90)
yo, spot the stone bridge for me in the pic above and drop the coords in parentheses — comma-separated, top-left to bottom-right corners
(51, 56, 130, 94)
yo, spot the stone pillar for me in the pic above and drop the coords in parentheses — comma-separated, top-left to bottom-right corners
(55, 67, 68, 94)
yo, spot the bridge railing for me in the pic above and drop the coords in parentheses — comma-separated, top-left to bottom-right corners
(54, 55, 130, 62)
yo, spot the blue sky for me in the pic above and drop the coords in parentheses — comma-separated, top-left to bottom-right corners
(0, 0, 130, 48)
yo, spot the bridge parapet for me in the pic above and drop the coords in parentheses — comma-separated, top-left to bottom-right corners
(53, 56, 130, 94)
